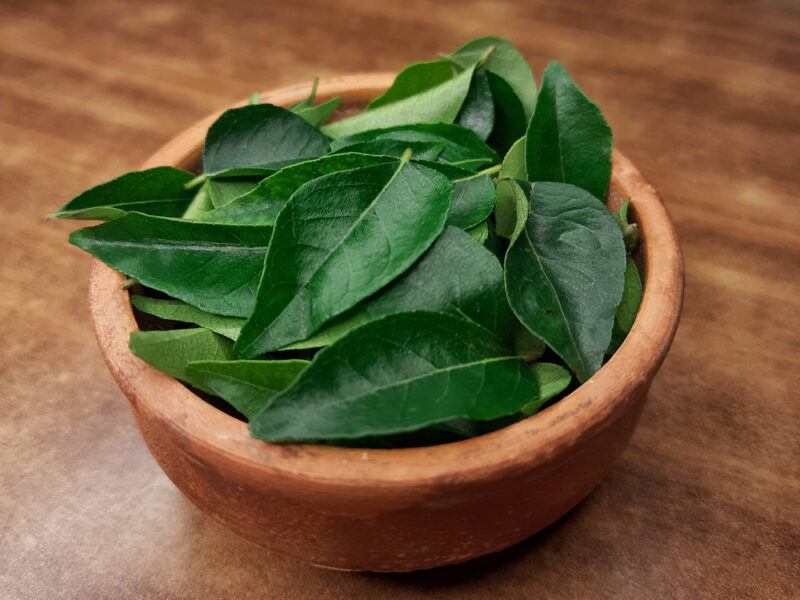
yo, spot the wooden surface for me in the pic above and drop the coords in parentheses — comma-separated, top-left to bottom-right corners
(1, 0, 797, 597)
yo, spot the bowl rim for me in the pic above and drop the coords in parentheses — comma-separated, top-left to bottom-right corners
(89, 73, 684, 489)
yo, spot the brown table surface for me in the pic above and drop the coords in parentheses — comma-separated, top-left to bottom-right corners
(2, 0, 798, 598)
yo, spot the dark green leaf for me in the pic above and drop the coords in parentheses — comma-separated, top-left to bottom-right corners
(504, 182, 626, 381)
(249, 311, 551, 442)
(366, 59, 455, 110)
(525, 61, 613, 200)
(185, 359, 308, 419)
(329, 123, 499, 171)
(203, 104, 330, 177)
(285, 226, 514, 349)
(70, 213, 271, 317)
(129, 328, 234, 393)
(323, 64, 476, 138)
(234, 160, 453, 357)
(448, 172, 496, 229)
(206, 177, 261, 208)
(332, 139, 446, 162)
(53, 167, 195, 221)
(486, 72, 528, 156)
(131, 296, 244, 340)
(197, 153, 396, 226)
(609, 257, 643, 354)
(446, 36, 537, 120)
(455, 70, 494, 140)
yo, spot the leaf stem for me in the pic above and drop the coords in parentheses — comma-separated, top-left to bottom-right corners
(184, 174, 207, 190)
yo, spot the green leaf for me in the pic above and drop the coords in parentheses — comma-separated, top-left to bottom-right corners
(53, 167, 195, 221)
(294, 97, 341, 127)
(70, 213, 271, 317)
(520, 363, 572, 416)
(131, 296, 244, 340)
(466, 220, 489, 244)
(206, 177, 261, 208)
(185, 359, 309, 419)
(203, 104, 330, 177)
(234, 160, 453, 357)
(197, 153, 396, 226)
(525, 61, 613, 200)
(515, 328, 546, 362)
(499, 136, 526, 179)
(249, 311, 552, 442)
(447, 172, 496, 229)
(129, 328, 234, 393)
(446, 36, 537, 120)
(181, 180, 214, 219)
(284, 226, 514, 350)
(366, 59, 456, 110)
(609, 257, 643, 354)
(331, 139, 446, 162)
(613, 200, 640, 250)
(323, 64, 476, 138)
(494, 178, 528, 238)
(455, 70, 494, 140)
(486, 72, 528, 156)
(329, 123, 499, 171)
(504, 182, 626, 382)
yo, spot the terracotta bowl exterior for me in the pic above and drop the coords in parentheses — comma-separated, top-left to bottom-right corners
(88, 74, 684, 572)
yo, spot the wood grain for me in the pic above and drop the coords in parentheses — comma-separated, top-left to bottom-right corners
(0, 0, 797, 597)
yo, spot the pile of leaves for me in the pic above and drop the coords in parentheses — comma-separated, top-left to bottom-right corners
(55, 37, 642, 446)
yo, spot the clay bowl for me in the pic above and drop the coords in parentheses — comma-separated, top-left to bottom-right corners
(88, 74, 684, 572)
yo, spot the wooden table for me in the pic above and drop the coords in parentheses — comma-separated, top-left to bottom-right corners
(2, 0, 798, 597)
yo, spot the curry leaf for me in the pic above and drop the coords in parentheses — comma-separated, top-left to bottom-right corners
(53, 167, 195, 221)
(448, 173, 496, 229)
(70, 213, 271, 317)
(494, 177, 528, 238)
(249, 311, 550, 442)
(609, 257, 643, 354)
(234, 159, 453, 357)
(203, 104, 330, 177)
(206, 177, 261, 208)
(323, 64, 476, 138)
(129, 328, 234, 393)
(182, 180, 214, 219)
(486, 72, 528, 156)
(525, 61, 613, 200)
(366, 59, 456, 109)
(196, 153, 396, 226)
(130, 296, 244, 340)
(329, 123, 499, 171)
(283, 226, 514, 350)
(185, 359, 309, 419)
(294, 97, 341, 127)
(455, 70, 494, 140)
(504, 182, 626, 381)
(446, 36, 537, 120)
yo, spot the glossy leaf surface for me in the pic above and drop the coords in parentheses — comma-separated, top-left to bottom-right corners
(504, 182, 626, 381)
(249, 312, 550, 442)
(70, 213, 271, 317)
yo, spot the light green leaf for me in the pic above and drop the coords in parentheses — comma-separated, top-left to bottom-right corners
(609, 257, 643, 354)
(494, 178, 528, 238)
(131, 296, 244, 340)
(206, 177, 261, 208)
(366, 59, 456, 110)
(323, 64, 476, 138)
(129, 328, 234, 393)
(185, 359, 309, 419)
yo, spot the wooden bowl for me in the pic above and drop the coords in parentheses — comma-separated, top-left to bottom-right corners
(88, 74, 683, 572)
